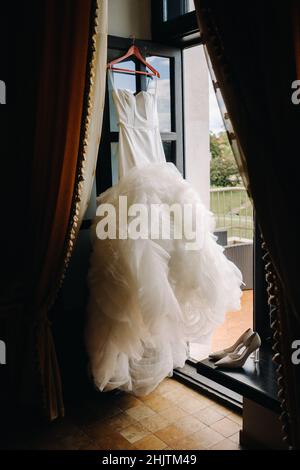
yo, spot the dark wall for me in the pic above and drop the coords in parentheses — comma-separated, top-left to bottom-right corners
(1, 2, 42, 296)
(0, 2, 43, 404)
(51, 181, 97, 400)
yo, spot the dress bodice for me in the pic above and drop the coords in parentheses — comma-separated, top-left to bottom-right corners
(109, 71, 166, 179)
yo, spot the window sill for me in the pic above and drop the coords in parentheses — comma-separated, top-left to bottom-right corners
(196, 343, 280, 413)
(174, 362, 242, 413)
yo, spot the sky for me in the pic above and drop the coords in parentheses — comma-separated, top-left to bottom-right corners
(148, 56, 226, 135)
(209, 76, 225, 135)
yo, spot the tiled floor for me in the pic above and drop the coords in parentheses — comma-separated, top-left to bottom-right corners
(212, 289, 253, 352)
(190, 289, 253, 360)
(3, 378, 242, 450)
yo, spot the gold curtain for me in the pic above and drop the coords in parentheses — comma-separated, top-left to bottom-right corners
(27, 0, 107, 421)
(194, 0, 300, 448)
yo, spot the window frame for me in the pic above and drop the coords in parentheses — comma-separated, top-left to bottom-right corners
(96, 35, 184, 194)
(150, 0, 273, 406)
(93, 11, 272, 407)
(151, 0, 201, 47)
(96, 30, 271, 346)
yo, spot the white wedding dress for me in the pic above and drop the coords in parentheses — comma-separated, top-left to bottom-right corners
(85, 72, 242, 395)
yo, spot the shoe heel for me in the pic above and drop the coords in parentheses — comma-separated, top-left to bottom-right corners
(252, 348, 259, 363)
(187, 341, 191, 358)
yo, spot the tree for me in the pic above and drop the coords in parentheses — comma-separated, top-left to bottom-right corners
(210, 132, 221, 159)
(210, 131, 240, 187)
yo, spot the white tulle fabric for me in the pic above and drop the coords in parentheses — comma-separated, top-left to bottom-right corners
(85, 72, 242, 395)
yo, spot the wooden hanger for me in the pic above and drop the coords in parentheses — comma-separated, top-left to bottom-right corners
(107, 36, 160, 78)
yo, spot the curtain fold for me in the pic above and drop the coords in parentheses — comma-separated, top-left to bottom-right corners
(203, 49, 250, 194)
(76, 0, 108, 229)
(26, 0, 107, 421)
(194, 0, 300, 448)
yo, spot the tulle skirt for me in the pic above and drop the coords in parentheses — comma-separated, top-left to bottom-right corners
(85, 162, 242, 395)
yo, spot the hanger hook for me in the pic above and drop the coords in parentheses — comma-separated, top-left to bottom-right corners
(130, 34, 136, 46)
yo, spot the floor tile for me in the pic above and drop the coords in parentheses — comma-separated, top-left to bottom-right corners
(159, 405, 187, 424)
(50, 418, 80, 439)
(106, 412, 140, 432)
(175, 415, 206, 434)
(210, 438, 240, 450)
(125, 404, 156, 421)
(134, 435, 167, 450)
(172, 434, 206, 450)
(211, 290, 253, 354)
(26, 434, 67, 450)
(141, 395, 174, 412)
(194, 407, 224, 426)
(177, 396, 208, 413)
(120, 423, 150, 444)
(210, 417, 241, 438)
(210, 402, 233, 417)
(162, 389, 188, 403)
(79, 442, 100, 450)
(154, 424, 192, 447)
(181, 389, 214, 405)
(72, 402, 121, 425)
(59, 429, 93, 450)
(95, 432, 137, 450)
(114, 394, 143, 410)
(142, 414, 170, 433)
(227, 411, 243, 426)
(228, 432, 240, 444)
(2, 377, 241, 451)
(191, 426, 224, 448)
(138, 391, 161, 402)
(155, 379, 183, 396)
(83, 413, 138, 440)
(82, 420, 112, 441)
(88, 400, 123, 420)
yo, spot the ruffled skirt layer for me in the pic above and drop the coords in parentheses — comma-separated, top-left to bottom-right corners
(85, 162, 242, 395)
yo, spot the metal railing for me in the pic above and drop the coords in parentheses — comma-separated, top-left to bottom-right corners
(210, 187, 253, 243)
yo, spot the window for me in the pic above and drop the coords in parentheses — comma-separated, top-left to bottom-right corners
(96, 36, 183, 194)
(163, 0, 195, 21)
(183, 44, 254, 362)
(152, 0, 200, 46)
(149, 0, 272, 408)
(94, 6, 271, 407)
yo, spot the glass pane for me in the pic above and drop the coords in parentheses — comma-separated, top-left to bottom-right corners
(162, 141, 174, 163)
(164, 0, 195, 22)
(111, 142, 119, 185)
(183, 44, 253, 362)
(147, 56, 171, 132)
(109, 59, 136, 132)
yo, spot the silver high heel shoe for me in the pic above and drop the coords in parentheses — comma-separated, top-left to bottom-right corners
(214, 332, 261, 369)
(208, 328, 253, 362)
